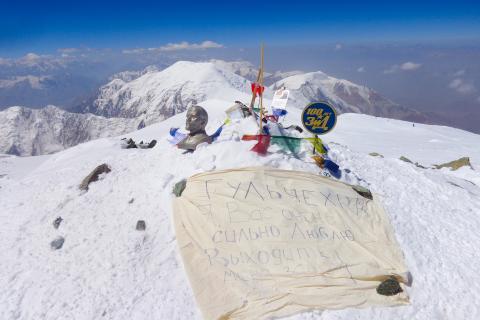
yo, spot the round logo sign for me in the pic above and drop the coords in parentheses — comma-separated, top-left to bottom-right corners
(301, 102, 337, 135)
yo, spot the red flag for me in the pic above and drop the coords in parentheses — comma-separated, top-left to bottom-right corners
(251, 82, 265, 96)
(242, 134, 271, 155)
(250, 135, 270, 155)
(241, 135, 259, 141)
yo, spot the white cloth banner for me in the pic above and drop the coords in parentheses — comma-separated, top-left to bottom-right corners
(173, 167, 409, 320)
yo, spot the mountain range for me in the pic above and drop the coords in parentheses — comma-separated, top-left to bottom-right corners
(0, 106, 139, 156)
(0, 60, 430, 156)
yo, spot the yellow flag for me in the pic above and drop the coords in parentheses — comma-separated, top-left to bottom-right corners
(305, 136, 326, 154)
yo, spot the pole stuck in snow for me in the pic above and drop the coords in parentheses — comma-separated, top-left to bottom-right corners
(259, 43, 265, 134)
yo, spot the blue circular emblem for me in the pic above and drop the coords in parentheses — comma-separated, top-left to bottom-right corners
(301, 102, 337, 135)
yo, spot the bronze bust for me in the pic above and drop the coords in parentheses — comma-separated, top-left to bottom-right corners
(177, 105, 212, 151)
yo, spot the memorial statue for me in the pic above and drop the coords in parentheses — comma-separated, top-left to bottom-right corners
(177, 105, 212, 151)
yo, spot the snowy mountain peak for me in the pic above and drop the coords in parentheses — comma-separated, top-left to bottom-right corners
(280, 70, 330, 88)
(143, 61, 248, 91)
(87, 59, 425, 126)
(2, 60, 432, 156)
(84, 61, 252, 123)
(273, 70, 426, 121)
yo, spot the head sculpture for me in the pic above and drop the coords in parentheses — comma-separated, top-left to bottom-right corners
(185, 105, 208, 135)
(177, 105, 212, 151)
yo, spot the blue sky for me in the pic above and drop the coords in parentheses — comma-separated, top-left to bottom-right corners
(1, 0, 479, 56)
(0, 0, 479, 133)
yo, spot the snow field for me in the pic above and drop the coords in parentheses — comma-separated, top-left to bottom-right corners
(1, 100, 480, 319)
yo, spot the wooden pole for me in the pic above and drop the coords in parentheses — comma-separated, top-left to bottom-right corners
(259, 44, 265, 134)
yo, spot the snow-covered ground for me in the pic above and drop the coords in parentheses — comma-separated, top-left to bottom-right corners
(1, 100, 479, 320)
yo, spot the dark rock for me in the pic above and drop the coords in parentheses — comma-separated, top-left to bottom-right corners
(53, 216, 63, 229)
(435, 157, 473, 171)
(50, 236, 65, 250)
(399, 156, 413, 164)
(128, 198, 135, 204)
(414, 162, 427, 169)
(136, 220, 146, 231)
(376, 276, 403, 296)
(352, 185, 373, 200)
(369, 152, 384, 158)
(79, 164, 111, 191)
(137, 140, 157, 149)
(126, 138, 137, 149)
(147, 140, 157, 148)
(173, 179, 187, 197)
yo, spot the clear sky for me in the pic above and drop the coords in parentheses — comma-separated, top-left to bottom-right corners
(1, 0, 480, 133)
(1, 0, 479, 56)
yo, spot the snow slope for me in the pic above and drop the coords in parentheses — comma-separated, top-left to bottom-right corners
(1, 100, 479, 320)
(84, 61, 255, 123)
(273, 71, 427, 122)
